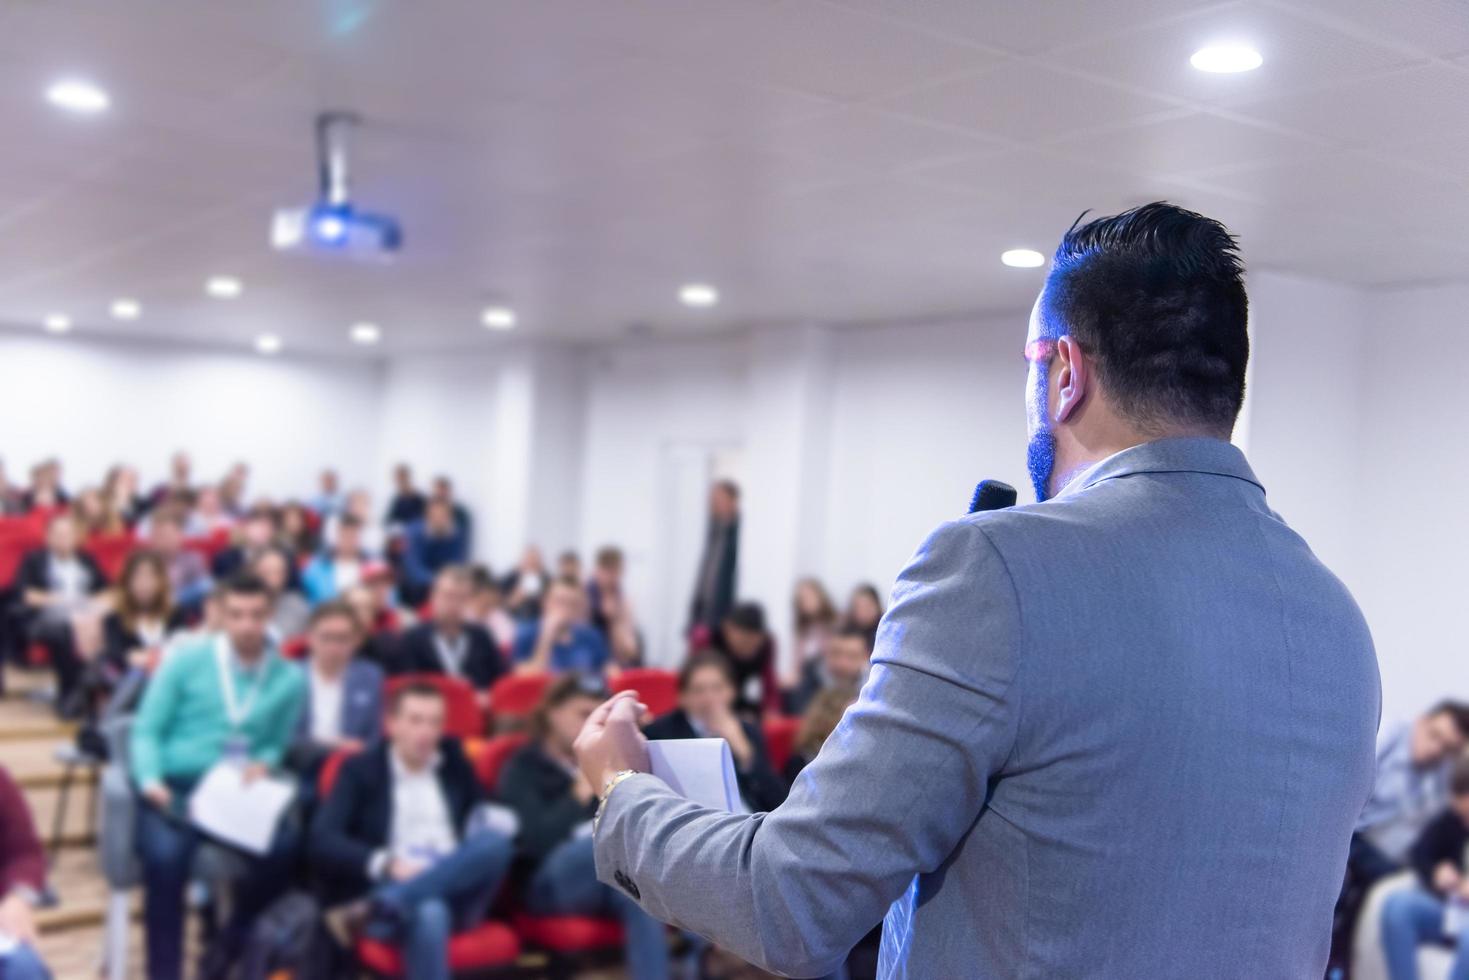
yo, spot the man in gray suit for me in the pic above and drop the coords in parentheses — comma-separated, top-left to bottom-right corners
(576, 203, 1381, 979)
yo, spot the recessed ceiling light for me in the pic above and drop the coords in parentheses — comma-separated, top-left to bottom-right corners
(110, 298, 141, 320)
(1001, 248, 1046, 269)
(206, 276, 243, 298)
(350, 322, 381, 345)
(42, 313, 72, 333)
(679, 283, 719, 308)
(1190, 44, 1263, 73)
(46, 79, 110, 114)
(481, 306, 516, 330)
(255, 333, 282, 355)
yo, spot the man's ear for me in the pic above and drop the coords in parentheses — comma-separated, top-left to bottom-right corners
(1053, 336, 1088, 424)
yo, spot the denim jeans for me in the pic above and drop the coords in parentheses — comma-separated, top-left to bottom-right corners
(526, 836, 669, 980)
(135, 777, 299, 980)
(366, 829, 514, 980)
(0, 943, 52, 980)
(1381, 886, 1469, 980)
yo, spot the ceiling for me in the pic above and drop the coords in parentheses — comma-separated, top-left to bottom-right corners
(0, 0, 1465, 356)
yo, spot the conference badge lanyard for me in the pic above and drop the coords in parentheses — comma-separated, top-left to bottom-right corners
(215, 636, 264, 764)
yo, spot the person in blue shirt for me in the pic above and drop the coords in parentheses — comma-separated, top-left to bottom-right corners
(400, 499, 469, 605)
(513, 576, 610, 676)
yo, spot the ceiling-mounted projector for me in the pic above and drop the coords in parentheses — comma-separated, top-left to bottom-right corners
(272, 111, 402, 260)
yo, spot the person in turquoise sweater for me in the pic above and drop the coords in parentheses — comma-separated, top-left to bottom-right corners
(130, 572, 307, 980)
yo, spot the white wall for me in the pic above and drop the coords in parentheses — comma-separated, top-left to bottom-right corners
(0, 331, 382, 498)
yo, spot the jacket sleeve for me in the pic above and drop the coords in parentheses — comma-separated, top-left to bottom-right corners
(131, 649, 187, 788)
(497, 753, 593, 864)
(310, 758, 375, 883)
(736, 723, 789, 813)
(593, 520, 1023, 977)
(1410, 812, 1458, 892)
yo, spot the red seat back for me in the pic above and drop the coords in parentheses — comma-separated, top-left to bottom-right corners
(318, 744, 361, 798)
(469, 732, 530, 793)
(280, 634, 309, 660)
(488, 672, 551, 725)
(610, 668, 679, 718)
(85, 531, 137, 581)
(0, 518, 43, 586)
(385, 672, 483, 738)
(762, 716, 801, 774)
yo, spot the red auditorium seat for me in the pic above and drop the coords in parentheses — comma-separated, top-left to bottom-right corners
(182, 526, 232, 562)
(488, 673, 551, 727)
(469, 732, 529, 792)
(318, 744, 361, 797)
(762, 716, 801, 774)
(610, 668, 679, 718)
(0, 517, 43, 585)
(384, 673, 483, 738)
(85, 531, 137, 580)
(280, 634, 309, 660)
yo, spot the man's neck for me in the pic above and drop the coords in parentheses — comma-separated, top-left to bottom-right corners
(437, 621, 462, 641)
(313, 660, 346, 682)
(392, 744, 433, 775)
(544, 737, 576, 768)
(233, 641, 266, 668)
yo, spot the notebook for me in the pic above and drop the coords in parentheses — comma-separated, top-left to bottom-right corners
(647, 737, 745, 812)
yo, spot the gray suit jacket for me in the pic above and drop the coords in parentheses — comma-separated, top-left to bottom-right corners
(295, 658, 384, 746)
(594, 438, 1381, 979)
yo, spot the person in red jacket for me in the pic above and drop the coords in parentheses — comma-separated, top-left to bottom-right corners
(0, 763, 51, 979)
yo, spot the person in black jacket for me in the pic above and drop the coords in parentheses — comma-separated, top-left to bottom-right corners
(310, 681, 513, 980)
(687, 480, 739, 639)
(497, 674, 669, 980)
(390, 566, 506, 714)
(1379, 752, 1469, 978)
(96, 550, 184, 690)
(642, 652, 787, 812)
(13, 511, 107, 715)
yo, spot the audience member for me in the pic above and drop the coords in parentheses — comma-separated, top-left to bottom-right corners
(384, 463, 426, 528)
(278, 501, 319, 559)
(218, 462, 250, 517)
(707, 602, 781, 722)
(784, 687, 857, 785)
(310, 468, 345, 518)
(0, 458, 21, 514)
(556, 550, 582, 584)
(343, 581, 403, 672)
(211, 506, 280, 579)
(502, 545, 549, 621)
(14, 511, 107, 715)
(498, 675, 670, 979)
(72, 486, 127, 537)
(188, 484, 234, 537)
(98, 550, 181, 685)
(302, 514, 368, 604)
(1380, 752, 1469, 979)
(401, 499, 469, 604)
(148, 451, 193, 511)
(0, 764, 50, 980)
(644, 653, 786, 811)
(326, 488, 385, 557)
(147, 508, 212, 611)
(101, 463, 145, 526)
(289, 601, 383, 778)
(467, 566, 517, 656)
(253, 546, 311, 640)
(790, 577, 837, 682)
(688, 479, 739, 639)
(310, 682, 514, 980)
(783, 623, 870, 717)
(845, 582, 884, 651)
(393, 567, 507, 705)
(587, 546, 642, 668)
(129, 573, 306, 980)
(429, 475, 470, 539)
(21, 458, 68, 512)
(513, 576, 611, 676)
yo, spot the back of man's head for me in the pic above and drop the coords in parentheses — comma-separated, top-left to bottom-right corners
(1041, 201, 1249, 437)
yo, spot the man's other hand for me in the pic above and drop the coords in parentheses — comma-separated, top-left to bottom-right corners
(574, 690, 651, 793)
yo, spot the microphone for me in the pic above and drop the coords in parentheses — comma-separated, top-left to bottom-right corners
(967, 479, 1017, 515)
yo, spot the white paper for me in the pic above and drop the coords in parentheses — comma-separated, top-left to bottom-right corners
(647, 738, 743, 812)
(188, 762, 296, 855)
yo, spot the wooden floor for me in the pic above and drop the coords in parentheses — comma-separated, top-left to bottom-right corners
(1, 667, 635, 979)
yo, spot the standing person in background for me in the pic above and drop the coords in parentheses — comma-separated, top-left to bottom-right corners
(0, 763, 51, 980)
(310, 468, 345, 518)
(707, 602, 781, 723)
(1379, 753, 1469, 980)
(513, 577, 611, 677)
(385, 464, 426, 529)
(642, 653, 787, 812)
(393, 567, 506, 709)
(498, 675, 670, 980)
(129, 573, 305, 980)
(502, 545, 548, 622)
(789, 578, 837, 684)
(687, 480, 739, 643)
(302, 515, 368, 604)
(401, 499, 469, 606)
(844, 583, 884, 652)
(587, 547, 642, 669)
(15, 512, 108, 716)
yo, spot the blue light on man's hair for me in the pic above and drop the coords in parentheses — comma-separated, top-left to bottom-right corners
(311, 210, 349, 244)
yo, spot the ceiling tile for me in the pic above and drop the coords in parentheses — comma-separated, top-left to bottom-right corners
(1047, 110, 1327, 178)
(1270, 0, 1469, 59)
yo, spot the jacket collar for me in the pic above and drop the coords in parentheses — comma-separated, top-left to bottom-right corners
(1059, 437, 1263, 498)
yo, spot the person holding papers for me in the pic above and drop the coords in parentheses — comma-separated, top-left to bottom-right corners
(498, 674, 669, 979)
(642, 653, 786, 812)
(309, 682, 514, 980)
(129, 572, 307, 980)
(392, 566, 506, 711)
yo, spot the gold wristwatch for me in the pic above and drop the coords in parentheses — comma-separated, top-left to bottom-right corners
(593, 769, 642, 834)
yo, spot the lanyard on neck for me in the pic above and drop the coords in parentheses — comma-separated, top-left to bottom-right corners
(215, 635, 265, 729)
